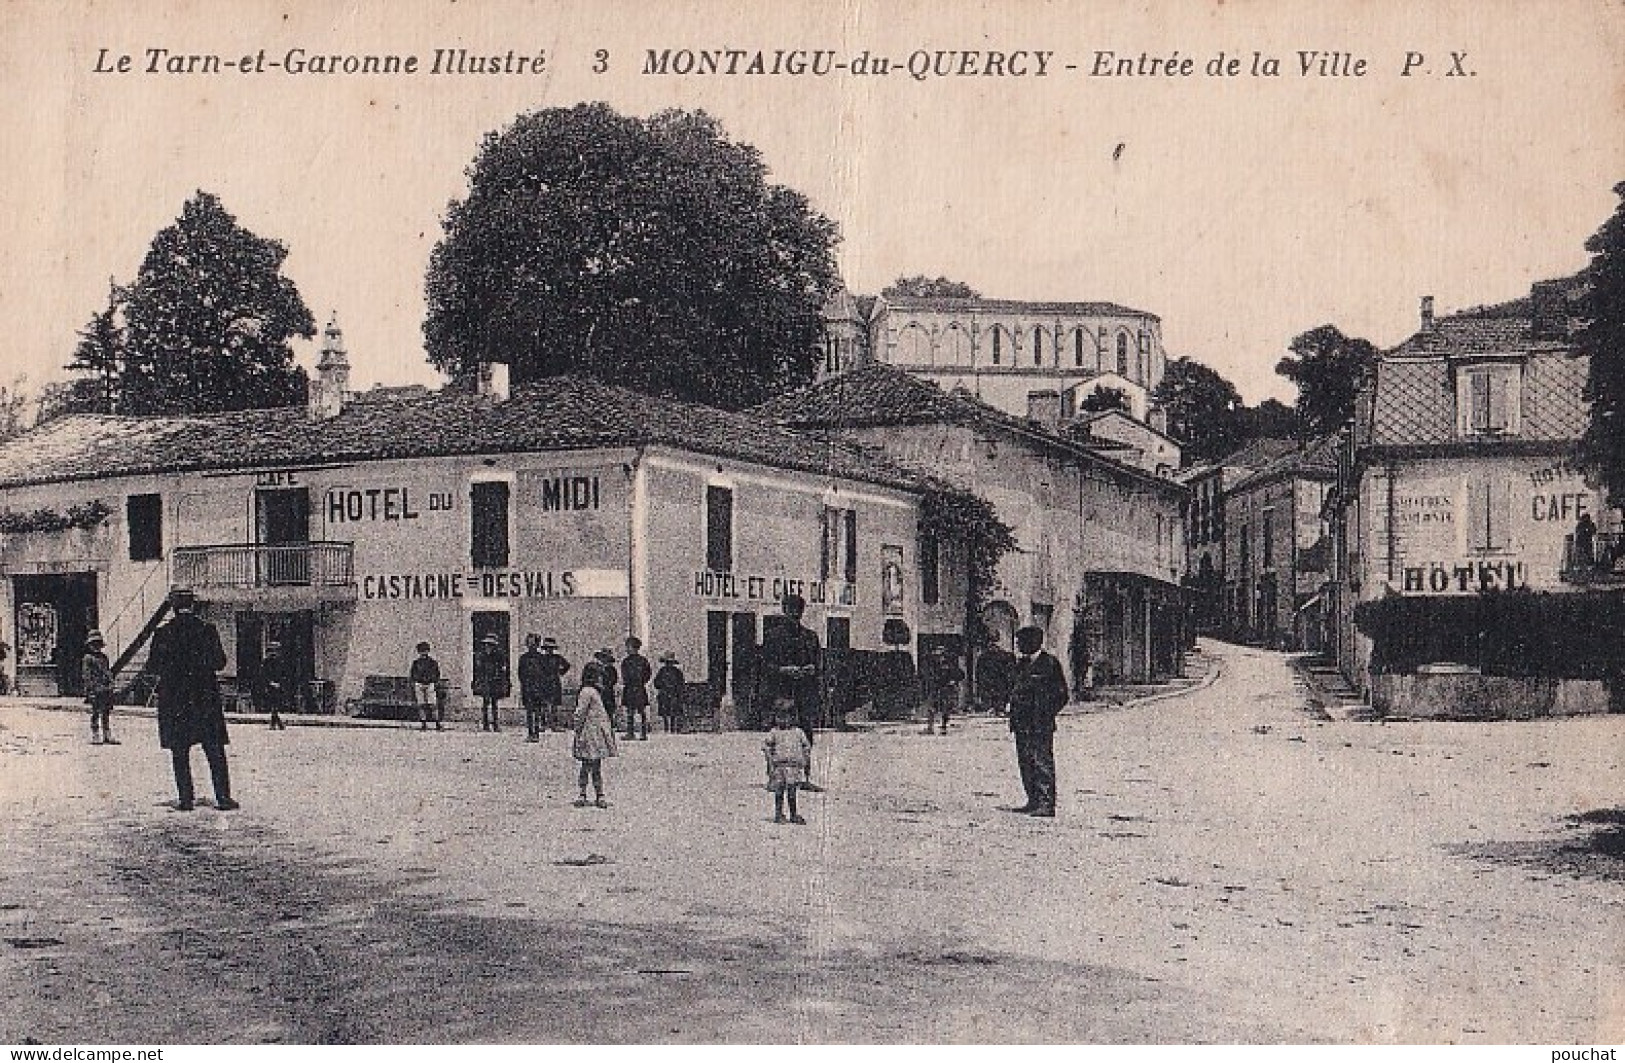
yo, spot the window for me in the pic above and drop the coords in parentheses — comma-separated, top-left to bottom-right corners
(706, 486, 734, 571)
(1455, 363, 1522, 438)
(1117, 333, 1130, 375)
(821, 506, 858, 584)
(1261, 509, 1275, 568)
(990, 327, 1002, 364)
(1033, 327, 1044, 365)
(1074, 329, 1086, 367)
(127, 493, 162, 562)
(921, 533, 941, 605)
(470, 481, 510, 568)
(1239, 524, 1250, 573)
(1466, 474, 1512, 551)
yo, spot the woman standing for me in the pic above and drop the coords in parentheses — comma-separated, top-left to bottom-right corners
(572, 661, 619, 808)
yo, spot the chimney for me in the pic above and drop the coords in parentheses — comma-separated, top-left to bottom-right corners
(1419, 295, 1435, 331)
(477, 360, 511, 402)
(1026, 389, 1061, 426)
(309, 314, 351, 421)
(1529, 280, 1567, 341)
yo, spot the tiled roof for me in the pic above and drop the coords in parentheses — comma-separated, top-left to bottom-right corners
(1370, 286, 1587, 446)
(878, 294, 1156, 320)
(0, 377, 935, 493)
(1230, 436, 1339, 494)
(1217, 437, 1300, 472)
(752, 363, 1184, 493)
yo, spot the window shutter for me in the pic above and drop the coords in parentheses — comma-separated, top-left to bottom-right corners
(471, 481, 510, 568)
(1489, 479, 1511, 550)
(843, 510, 858, 584)
(1488, 372, 1511, 432)
(706, 486, 733, 571)
(820, 506, 834, 581)
(1466, 478, 1489, 551)
(1469, 372, 1491, 433)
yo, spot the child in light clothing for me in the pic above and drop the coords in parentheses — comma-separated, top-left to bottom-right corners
(763, 703, 811, 824)
(572, 661, 619, 808)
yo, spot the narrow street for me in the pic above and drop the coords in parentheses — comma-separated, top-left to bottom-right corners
(1, 639, 1621, 1044)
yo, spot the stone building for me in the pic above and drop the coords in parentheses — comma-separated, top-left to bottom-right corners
(1330, 278, 1609, 717)
(755, 363, 1188, 690)
(1179, 438, 1299, 634)
(0, 334, 965, 725)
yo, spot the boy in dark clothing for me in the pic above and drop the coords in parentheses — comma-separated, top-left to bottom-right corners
(82, 630, 116, 745)
(620, 636, 653, 740)
(256, 640, 293, 730)
(517, 633, 570, 741)
(654, 652, 685, 733)
(410, 641, 443, 731)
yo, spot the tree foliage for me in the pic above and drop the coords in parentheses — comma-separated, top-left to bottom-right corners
(0, 376, 32, 441)
(882, 275, 981, 300)
(920, 485, 1017, 647)
(1077, 386, 1131, 415)
(1238, 398, 1301, 441)
(1579, 181, 1625, 506)
(1276, 324, 1378, 439)
(425, 104, 840, 409)
(1153, 357, 1246, 461)
(64, 193, 313, 416)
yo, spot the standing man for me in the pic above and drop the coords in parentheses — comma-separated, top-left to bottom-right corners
(620, 636, 652, 741)
(517, 634, 547, 742)
(757, 594, 823, 791)
(473, 633, 510, 732)
(593, 648, 620, 732)
(147, 589, 237, 812)
(1004, 625, 1068, 818)
(255, 639, 292, 731)
(537, 637, 572, 731)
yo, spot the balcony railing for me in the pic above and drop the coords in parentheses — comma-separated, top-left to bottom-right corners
(1560, 532, 1625, 585)
(172, 542, 356, 591)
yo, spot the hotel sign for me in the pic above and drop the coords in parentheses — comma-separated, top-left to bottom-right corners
(691, 570, 856, 607)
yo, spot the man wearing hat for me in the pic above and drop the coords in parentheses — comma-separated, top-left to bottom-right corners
(81, 629, 116, 745)
(757, 594, 824, 790)
(147, 589, 236, 811)
(518, 633, 571, 740)
(653, 651, 685, 733)
(472, 632, 510, 732)
(255, 639, 293, 731)
(620, 636, 653, 741)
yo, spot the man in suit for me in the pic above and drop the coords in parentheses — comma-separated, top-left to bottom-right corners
(1004, 625, 1069, 818)
(619, 636, 653, 741)
(147, 589, 237, 811)
(757, 594, 823, 790)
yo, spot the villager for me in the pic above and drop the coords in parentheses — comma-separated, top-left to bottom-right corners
(1575, 512, 1598, 569)
(255, 640, 293, 730)
(147, 589, 237, 811)
(410, 641, 444, 731)
(593, 647, 620, 728)
(572, 661, 618, 808)
(517, 633, 548, 742)
(757, 594, 823, 790)
(976, 639, 1018, 715)
(922, 644, 964, 735)
(620, 636, 653, 740)
(473, 633, 510, 732)
(82, 630, 115, 745)
(763, 703, 811, 824)
(653, 651, 685, 733)
(1003, 625, 1068, 818)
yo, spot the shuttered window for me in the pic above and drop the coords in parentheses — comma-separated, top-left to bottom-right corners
(1466, 475, 1511, 551)
(470, 481, 510, 568)
(706, 486, 733, 572)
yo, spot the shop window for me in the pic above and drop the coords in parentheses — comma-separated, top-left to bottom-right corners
(921, 532, 941, 605)
(470, 481, 510, 568)
(822, 506, 858, 584)
(127, 493, 162, 561)
(706, 486, 733, 571)
(1466, 475, 1512, 551)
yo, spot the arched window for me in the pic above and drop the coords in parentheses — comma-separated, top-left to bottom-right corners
(1074, 328, 1086, 367)
(1033, 327, 1045, 365)
(942, 323, 972, 365)
(991, 327, 1003, 365)
(1116, 333, 1130, 375)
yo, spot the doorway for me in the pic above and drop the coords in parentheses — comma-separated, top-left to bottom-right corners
(256, 488, 311, 585)
(11, 573, 98, 696)
(235, 611, 315, 711)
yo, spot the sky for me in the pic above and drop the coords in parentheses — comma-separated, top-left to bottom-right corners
(0, 0, 1621, 406)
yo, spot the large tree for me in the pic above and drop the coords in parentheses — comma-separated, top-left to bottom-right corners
(1153, 356, 1247, 461)
(1276, 324, 1378, 440)
(1579, 181, 1625, 505)
(68, 192, 313, 416)
(882, 275, 981, 299)
(424, 104, 840, 409)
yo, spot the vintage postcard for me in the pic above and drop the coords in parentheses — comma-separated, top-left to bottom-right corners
(0, 0, 1622, 1048)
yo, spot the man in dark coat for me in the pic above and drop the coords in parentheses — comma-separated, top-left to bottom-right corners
(757, 594, 823, 790)
(148, 589, 237, 811)
(976, 640, 1018, 715)
(473, 633, 510, 732)
(619, 636, 653, 740)
(1004, 625, 1069, 818)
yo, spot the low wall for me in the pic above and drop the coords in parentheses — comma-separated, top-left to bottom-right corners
(1371, 673, 1611, 720)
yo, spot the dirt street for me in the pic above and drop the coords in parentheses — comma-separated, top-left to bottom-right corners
(1, 639, 1622, 1044)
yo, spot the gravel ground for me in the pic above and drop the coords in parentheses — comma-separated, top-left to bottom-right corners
(1, 639, 1621, 1044)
